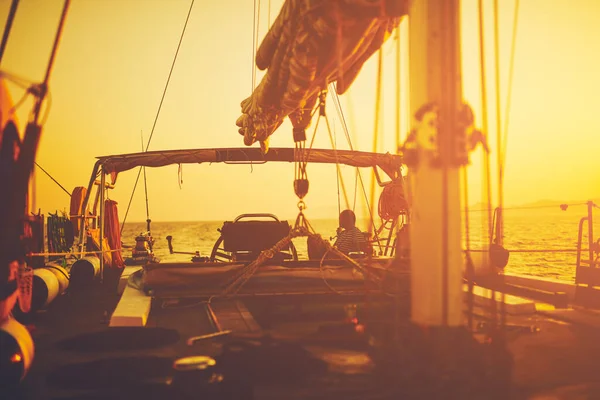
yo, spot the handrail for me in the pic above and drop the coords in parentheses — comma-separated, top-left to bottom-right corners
(26, 248, 123, 257)
(574, 201, 596, 286)
(576, 216, 587, 273)
(233, 213, 281, 223)
(467, 248, 589, 254)
(587, 201, 594, 270)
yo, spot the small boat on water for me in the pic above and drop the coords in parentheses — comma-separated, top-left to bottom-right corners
(4, 0, 600, 399)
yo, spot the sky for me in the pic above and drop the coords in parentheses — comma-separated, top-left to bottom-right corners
(0, 0, 599, 224)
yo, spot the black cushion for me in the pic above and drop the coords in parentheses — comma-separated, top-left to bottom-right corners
(221, 221, 291, 253)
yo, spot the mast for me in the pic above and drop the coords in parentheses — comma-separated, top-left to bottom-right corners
(408, 0, 464, 326)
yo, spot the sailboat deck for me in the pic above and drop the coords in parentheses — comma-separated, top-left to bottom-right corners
(9, 274, 600, 400)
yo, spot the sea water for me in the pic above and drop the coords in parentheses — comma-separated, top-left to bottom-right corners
(120, 203, 600, 283)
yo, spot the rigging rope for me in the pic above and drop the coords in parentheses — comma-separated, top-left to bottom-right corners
(462, 166, 475, 330)
(324, 113, 350, 211)
(329, 84, 361, 212)
(329, 84, 378, 222)
(330, 84, 355, 151)
(31, 0, 69, 124)
(368, 49, 384, 239)
(252, 0, 261, 91)
(493, 0, 504, 247)
(34, 161, 70, 196)
(493, 0, 511, 334)
(318, 87, 381, 250)
(478, 0, 498, 332)
(353, 169, 358, 211)
(333, 106, 342, 216)
(477, 0, 494, 246)
(141, 131, 152, 249)
(46, 212, 72, 261)
(120, 0, 194, 234)
(0, 0, 19, 66)
(501, 0, 520, 176)
(395, 24, 401, 155)
(361, 50, 385, 253)
(0, 70, 34, 89)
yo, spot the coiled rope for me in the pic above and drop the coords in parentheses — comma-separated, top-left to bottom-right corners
(47, 212, 72, 261)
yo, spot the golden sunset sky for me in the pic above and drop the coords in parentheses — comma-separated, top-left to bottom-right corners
(1, 0, 598, 223)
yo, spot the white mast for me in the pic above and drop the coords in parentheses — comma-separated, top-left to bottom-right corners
(408, 0, 464, 327)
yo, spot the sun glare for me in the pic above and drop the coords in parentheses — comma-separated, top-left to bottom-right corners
(0, 0, 598, 222)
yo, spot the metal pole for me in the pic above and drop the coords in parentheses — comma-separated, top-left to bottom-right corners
(78, 161, 100, 256)
(99, 169, 105, 284)
(408, 0, 463, 327)
(575, 216, 586, 284)
(0, 0, 19, 66)
(493, 0, 504, 248)
(31, 0, 70, 123)
(588, 201, 594, 268)
(28, 0, 70, 222)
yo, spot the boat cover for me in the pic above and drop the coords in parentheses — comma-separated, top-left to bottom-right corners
(236, 0, 408, 150)
(98, 147, 402, 180)
(141, 262, 378, 298)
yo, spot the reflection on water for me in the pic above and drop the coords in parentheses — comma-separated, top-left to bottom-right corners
(121, 205, 600, 283)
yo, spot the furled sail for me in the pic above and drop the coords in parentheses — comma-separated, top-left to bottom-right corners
(236, 0, 408, 151)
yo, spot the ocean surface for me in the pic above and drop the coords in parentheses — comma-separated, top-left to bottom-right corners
(120, 203, 600, 283)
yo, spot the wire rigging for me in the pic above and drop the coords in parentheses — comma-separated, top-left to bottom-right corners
(368, 49, 384, 242)
(252, 0, 261, 91)
(329, 85, 356, 210)
(395, 24, 401, 154)
(494, 0, 520, 332)
(330, 84, 354, 151)
(34, 162, 70, 196)
(329, 84, 379, 243)
(141, 131, 151, 239)
(120, 0, 195, 233)
(324, 113, 350, 211)
(331, 99, 342, 216)
(0, 0, 19, 66)
(501, 0, 520, 172)
(477, 0, 494, 246)
(493, 0, 504, 246)
(477, 0, 498, 332)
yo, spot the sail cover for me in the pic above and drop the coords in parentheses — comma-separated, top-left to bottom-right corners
(236, 0, 407, 150)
